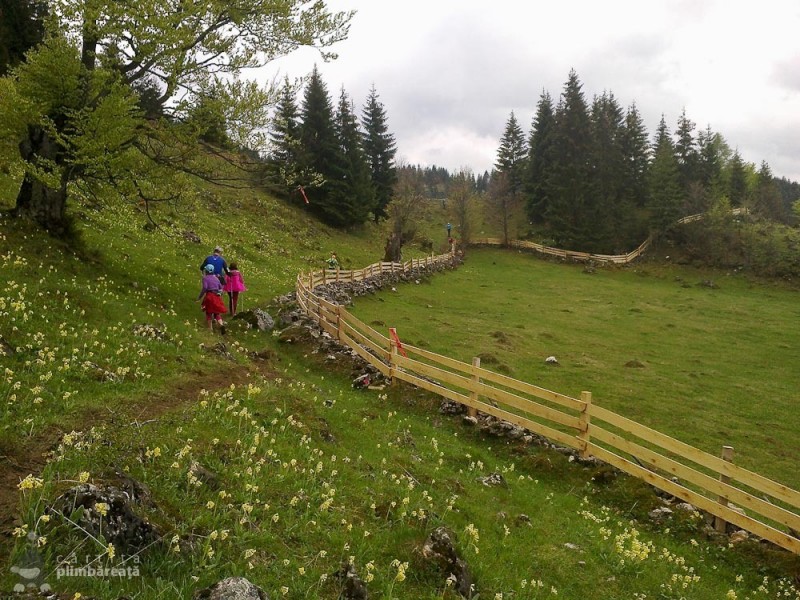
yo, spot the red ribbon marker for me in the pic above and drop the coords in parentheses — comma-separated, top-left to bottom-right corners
(298, 185, 310, 205)
(388, 328, 408, 358)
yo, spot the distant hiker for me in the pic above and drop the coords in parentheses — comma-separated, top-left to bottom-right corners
(198, 263, 227, 332)
(326, 252, 339, 269)
(200, 246, 229, 285)
(223, 262, 247, 316)
(446, 222, 452, 238)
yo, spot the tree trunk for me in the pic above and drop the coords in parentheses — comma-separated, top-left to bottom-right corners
(383, 232, 402, 262)
(13, 125, 69, 233)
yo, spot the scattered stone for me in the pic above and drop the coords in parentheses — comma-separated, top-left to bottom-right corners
(277, 324, 312, 344)
(233, 309, 274, 331)
(189, 461, 220, 489)
(201, 342, 235, 361)
(625, 359, 645, 368)
(545, 356, 559, 365)
(421, 527, 475, 598)
(477, 472, 507, 487)
(649, 507, 673, 521)
(516, 514, 531, 526)
(0, 335, 15, 356)
(247, 349, 276, 362)
(462, 416, 478, 426)
(674, 502, 696, 513)
(49, 484, 161, 554)
(440, 400, 467, 415)
(332, 562, 368, 599)
(699, 279, 718, 289)
(182, 230, 202, 244)
(730, 530, 749, 544)
(564, 543, 581, 551)
(194, 576, 268, 600)
(352, 374, 371, 389)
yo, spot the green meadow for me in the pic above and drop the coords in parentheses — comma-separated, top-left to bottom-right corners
(350, 248, 800, 489)
(1, 184, 799, 598)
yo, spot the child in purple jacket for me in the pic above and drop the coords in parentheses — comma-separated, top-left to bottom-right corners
(198, 264, 227, 331)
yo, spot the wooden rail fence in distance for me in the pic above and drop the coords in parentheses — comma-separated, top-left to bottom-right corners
(472, 207, 749, 264)
(294, 248, 799, 554)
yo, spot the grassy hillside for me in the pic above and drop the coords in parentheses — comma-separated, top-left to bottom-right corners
(1, 174, 800, 599)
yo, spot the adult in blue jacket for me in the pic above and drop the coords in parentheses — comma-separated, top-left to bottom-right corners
(200, 246, 230, 283)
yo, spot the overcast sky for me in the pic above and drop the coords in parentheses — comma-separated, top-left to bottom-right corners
(270, 0, 800, 181)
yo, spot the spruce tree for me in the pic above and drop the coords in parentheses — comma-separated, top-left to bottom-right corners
(588, 91, 628, 252)
(299, 65, 347, 226)
(361, 86, 397, 222)
(495, 111, 527, 199)
(524, 91, 556, 224)
(546, 70, 593, 248)
(674, 108, 700, 193)
(332, 87, 373, 225)
(697, 125, 722, 191)
(728, 150, 748, 208)
(267, 77, 306, 196)
(620, 103, 650, 208)
(753, 161, 787, 222)
(648, 117, 683, 233)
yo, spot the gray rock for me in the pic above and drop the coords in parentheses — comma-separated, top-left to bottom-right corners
(49, 484, 161, 554)
(234, 309, 274, 331)
(194, 576, 268, 600)
(422, 527, 475, 598)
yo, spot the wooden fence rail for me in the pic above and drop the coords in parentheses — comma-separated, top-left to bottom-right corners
(293, 247, 799, 554)
(472, 207, 750, 264)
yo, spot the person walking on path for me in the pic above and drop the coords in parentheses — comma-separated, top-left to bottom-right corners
(446, 222, 452, 238)
(200, 246, 230, 285)
(198, 264, 227, 332)
(326, 252, 339, 269)
(222, 262, 247, 316)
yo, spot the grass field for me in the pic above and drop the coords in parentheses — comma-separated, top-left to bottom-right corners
(349, 248, 800, 489)
(2, 173, 800, 598)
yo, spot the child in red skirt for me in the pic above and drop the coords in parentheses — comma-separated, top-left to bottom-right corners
(222, 262, 247, 315)
(198, 263, 227, 331)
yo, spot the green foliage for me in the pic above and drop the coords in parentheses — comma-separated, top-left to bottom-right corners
(4, 0, 353, 230)
(495, 110, 527, 198)
(524, 91, 556, 223)
(545, 70, 593, 248)
(0, 0, 47, 76)
(361, 85, 397, 221)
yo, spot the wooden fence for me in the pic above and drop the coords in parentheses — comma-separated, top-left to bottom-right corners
(472, 207, 750, 264)
(294, 251, 800, 554)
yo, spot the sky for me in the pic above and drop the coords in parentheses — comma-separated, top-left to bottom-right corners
(269, 0, 800, 181)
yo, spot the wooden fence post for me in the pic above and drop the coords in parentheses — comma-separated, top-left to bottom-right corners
(578, 391, 592, 459)
(389, 338, 398, 387)
(468, 357, 480, 417)
(715, 445, 735, 533)
(336, 306, 346, 343)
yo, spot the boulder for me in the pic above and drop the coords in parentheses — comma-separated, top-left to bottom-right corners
(194, 577, 268, 600)
(49, 484, 161, 554)
(234, 309, 274, 332)
(421, 527, 475, 598)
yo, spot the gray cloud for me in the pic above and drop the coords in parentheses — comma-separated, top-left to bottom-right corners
(269, 0, 800, 181)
